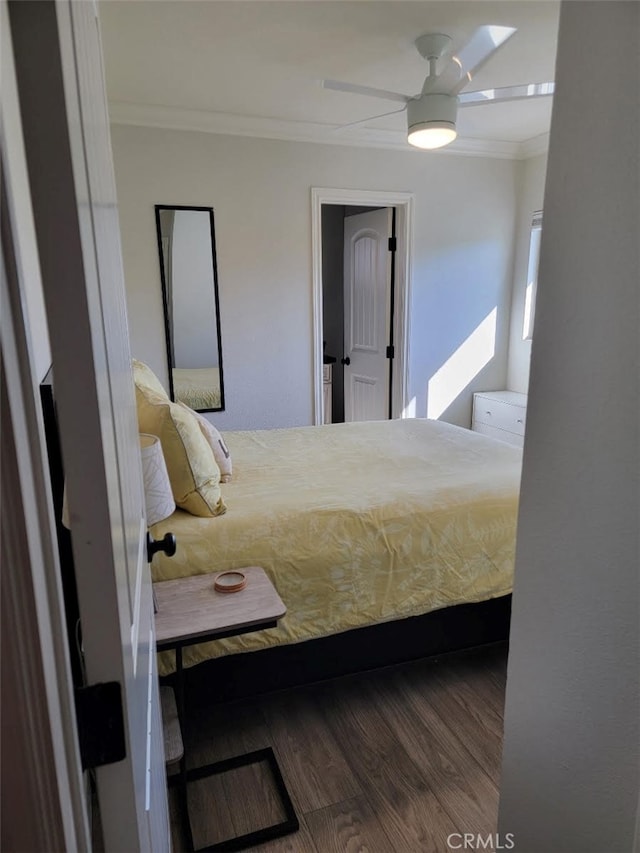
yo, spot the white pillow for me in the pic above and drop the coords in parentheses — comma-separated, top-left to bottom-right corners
(178, 403, 232, 483)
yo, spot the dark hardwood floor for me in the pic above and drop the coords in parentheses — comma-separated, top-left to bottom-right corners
(169, 643, 508, 853)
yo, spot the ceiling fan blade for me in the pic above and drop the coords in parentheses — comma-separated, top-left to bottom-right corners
(322, 79, 410, 105)
(458, 81, 555, 106)
(449, 25, 517, 94)
(333, 106, 408, 133)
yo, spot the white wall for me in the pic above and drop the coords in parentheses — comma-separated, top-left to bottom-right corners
(112, 126, 518, 430)
(498, 3, 639, 850)
(506, 153, 548, 393)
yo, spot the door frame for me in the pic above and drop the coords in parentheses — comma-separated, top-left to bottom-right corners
(311, 187, 414, 425)
(1, 240, 89, 853)
(8, 1, 170, 849)
(1, 2, 89, 845)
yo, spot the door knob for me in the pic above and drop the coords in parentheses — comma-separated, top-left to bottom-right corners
(146, 531, 176, 562)
(341, 356, 351, 366)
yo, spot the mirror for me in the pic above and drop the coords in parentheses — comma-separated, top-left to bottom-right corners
(154, 205, 225, 412)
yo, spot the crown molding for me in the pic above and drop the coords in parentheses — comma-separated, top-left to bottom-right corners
(108, 101, 544, 161)
(517, 132, 550, 159)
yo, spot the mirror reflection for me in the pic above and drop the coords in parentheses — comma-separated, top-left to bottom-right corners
(155, 205, 225, 412)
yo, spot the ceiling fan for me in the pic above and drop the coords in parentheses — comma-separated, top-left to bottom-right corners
(323, 25, 555, 149)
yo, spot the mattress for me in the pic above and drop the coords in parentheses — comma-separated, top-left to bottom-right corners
(173, 366, 221, 410)
(150, 418, 522, 674)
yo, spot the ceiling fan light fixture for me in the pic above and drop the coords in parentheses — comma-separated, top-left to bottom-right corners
(407, 93, 457, 150)
(326, 26, 553, 150)
(408, 122, 457, 149)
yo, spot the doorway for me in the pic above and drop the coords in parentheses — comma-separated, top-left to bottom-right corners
(311, 188, 414, 426)
(321, 205, 390, 423)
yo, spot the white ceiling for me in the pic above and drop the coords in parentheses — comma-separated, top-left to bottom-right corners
(100, 0, 560, 158)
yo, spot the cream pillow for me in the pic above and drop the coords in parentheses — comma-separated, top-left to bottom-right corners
(178, 403, 232, 483)
(136, 395, 225, 518)
(132, 359, 169, 401)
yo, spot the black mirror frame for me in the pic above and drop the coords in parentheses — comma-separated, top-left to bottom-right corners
(154, 204, 225, 413)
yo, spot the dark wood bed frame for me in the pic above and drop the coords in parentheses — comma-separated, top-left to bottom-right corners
(40, 368, 512, 703)
(180, 594, 511, 703)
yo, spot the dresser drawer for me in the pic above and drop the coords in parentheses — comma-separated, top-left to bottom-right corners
(472, 421, 524, 448)
(473, 394, 527, 436)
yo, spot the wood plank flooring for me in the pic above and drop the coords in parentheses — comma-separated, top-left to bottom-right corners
(168, 643, 507, 852)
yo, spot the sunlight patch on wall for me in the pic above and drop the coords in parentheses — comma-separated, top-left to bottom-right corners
(427, 308, 497, 419)
(402, 396, 417, 418)
(522, 280, 535, 341)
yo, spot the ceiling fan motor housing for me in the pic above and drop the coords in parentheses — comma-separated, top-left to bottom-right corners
(407, 94, 458, 131)
(407, 94, 457, 135)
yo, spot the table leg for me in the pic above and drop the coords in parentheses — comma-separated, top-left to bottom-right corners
(169, 644, 298, 852)
(175, 646, 195, 852)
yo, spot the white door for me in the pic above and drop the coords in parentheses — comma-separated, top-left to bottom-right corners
(10, 2, 170, 850)
(343, 208, 393, 421)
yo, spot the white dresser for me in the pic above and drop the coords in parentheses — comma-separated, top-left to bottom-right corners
(472, 390, 527, 448)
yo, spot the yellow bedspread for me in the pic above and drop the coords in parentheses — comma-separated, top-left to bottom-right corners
(173, 367, 221, 410)
(151, 418, 521, 674)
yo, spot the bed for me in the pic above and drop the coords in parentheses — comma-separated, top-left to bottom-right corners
(173, 366, 221, 410)
(150, 417, 522, 686)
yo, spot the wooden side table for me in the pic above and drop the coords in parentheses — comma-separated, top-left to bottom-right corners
(154, 567, 298, 852)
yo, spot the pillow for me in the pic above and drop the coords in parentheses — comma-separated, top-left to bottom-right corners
(136, 394, 225, 518)
(178, 403, 232, 483)
(132, 358, 169, 401)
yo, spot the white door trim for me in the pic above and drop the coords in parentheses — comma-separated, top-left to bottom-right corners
(311, 187, 414, 425)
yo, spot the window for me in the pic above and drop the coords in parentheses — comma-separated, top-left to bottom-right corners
(522, 210, 543, 340)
